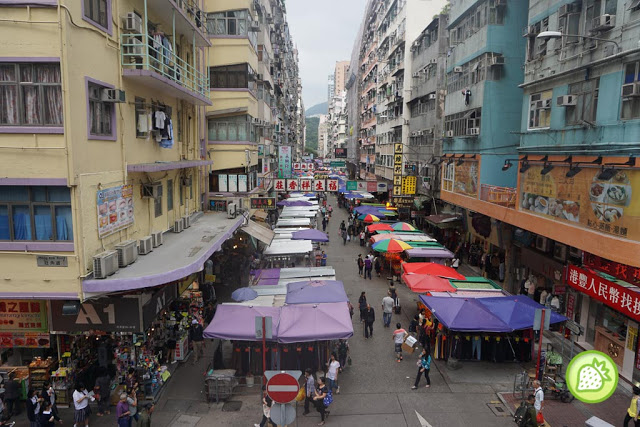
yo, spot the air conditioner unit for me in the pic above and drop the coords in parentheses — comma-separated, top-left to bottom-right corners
(93, 250, 119, 279)
(173, 219, 183, 233)
(100, 88, 126, 103)
(227, 202, 238, 219)
(553, 243, 567, 261)
(181, 177, 192, 186)
(114, 239, 138, 267)
(252, 117, 261, 124)
(622, 83, 640, 97)
(412, 72, 420, 78)
(543, 99, 552, 109)
(428, 93, 436, 100)
(138, 236, 153, 255)
(124, 36, 144, 57)
(151, 231, 163, 247)
(266, 13, 273, 23)
(556, 94, 577, 106)
(445, 130, 454, 137)
(250, 20, 260, 31)
(429, 58, 438, 65)
(523, 25, 536, 37)
(453, 66, 463, 73)
(182, 215, 191, 229)
(416, 131, 424, 136)
(535, 235, 552, 253)
(467, 127, 480, 136)
(569, 246, 582, 258)
(410, 132, 418, 137)
(592, 14, 615, 31)
(142, 183, 161, 199)
(403, 119, 410, 125)
(123, 12, 142, 33)
(490, 56, 505, 66)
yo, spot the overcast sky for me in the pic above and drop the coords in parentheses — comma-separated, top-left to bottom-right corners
(286, 0, 369, 110)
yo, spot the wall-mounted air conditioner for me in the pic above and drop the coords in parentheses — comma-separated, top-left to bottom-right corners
(428, 93, 436, 100)
(114, 239, 138, 267)
(622, 83, 640, 98)
(123, 12, 142, 33)
(453, 66, 463, 73)
(182, 215, 191, 229)
(93, 250, 119, 279)
(142, 183, 161, 199)
(101, 89, 126, 103)
(568, 247, 582, 258)
(467, 127, 480, 136)
(445, 130, 454, 137)
(173, 219, 184, 233)
(553, 243, 567, 261)
(556, 95, 576, 106)
(429, 59, 438, 65)
(138, 236, 153, 255)
(591, 14, 615, 32)
(535, 235, 552, 253)
(151, 231, 164, 247)
(227, 202, 238, 219)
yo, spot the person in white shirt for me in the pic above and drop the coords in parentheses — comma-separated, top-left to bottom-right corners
(533, 380, 544, 416)
(72, 383, 91, 427)
(326, 353, 341, 394)
(451, 257, 460, 269)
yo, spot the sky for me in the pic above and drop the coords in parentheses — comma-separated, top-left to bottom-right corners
(285, 0, 369, 110)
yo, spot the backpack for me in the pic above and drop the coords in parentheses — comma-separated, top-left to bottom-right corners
(513, 401, 530, 427)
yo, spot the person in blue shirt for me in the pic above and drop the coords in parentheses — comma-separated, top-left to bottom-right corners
(411, 348, 432, 389)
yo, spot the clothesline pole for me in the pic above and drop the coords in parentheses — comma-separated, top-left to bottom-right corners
(143, 0, 149, 69)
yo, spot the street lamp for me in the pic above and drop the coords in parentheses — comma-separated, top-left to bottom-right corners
(536, 31, 620, 54)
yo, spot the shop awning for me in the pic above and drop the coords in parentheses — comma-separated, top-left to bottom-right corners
(127, 159, 213, 173)
(203, 305, 280, 341)
(424, 214, 462, 229)
(402, 274, 456, 293)
(285, 280, 348, 304)
(402, 262, 466, 280)
(82, 213, 243, 294)
(405, 248, 454, 259)
(278, 303, 353, 343)
(263, 239, 313, 256)
(241, 219, 275, 245)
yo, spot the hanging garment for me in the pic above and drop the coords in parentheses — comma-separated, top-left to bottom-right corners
(162, 36, 172, 65)
(152, 34, 162, 59)
(159, 120, 174, 149)
(154, 110, 166, 130)
(137, 112, 149, 133)
(471, 335, 481, 360)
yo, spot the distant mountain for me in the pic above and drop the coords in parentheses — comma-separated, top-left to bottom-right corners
(305, 116, 320, 150)
(306, 102, 328, 117)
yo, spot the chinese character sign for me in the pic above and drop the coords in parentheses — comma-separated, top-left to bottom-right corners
(346, 181, 357, 191)
(293, 162, 301, 170)
(566, 264, 640, 322)
(287, 179, 299, 192)
(275, 179, 286, 192)
(300, 179, 312, 191)
(402, 176, 417, 195)
(327, 179, 338, 192)
(97, 185, 134, 238)
(394, 143, 403, 196)
(250, 197, 276, 210)
(0, 300, 48, 332)
(314, 179, 326, 192)
(300, 163, 308, 171)
(583, 252, 640, 285)
(278, 146, 292, 178)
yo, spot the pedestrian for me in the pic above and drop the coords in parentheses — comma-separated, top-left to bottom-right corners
(326, 353, 340, 394)
(41, 381, 60, 422)
(321, 251, 327, 266)
(381, 291, 394, 327)
(254, 393, 273, 427)
(359, 230, 365, 246)
(189, 319, 205, 363)
(136, 403, 154, 427)
(25, 389, 41, 427)
(363, 256, 372, 279)
(451, 256, 460, 270)
(374, 256, 381, 277)
(356, 254, 364, 277)
(358, 292, 367, 322)
(624, 386, 640, 427)
(388, 281, 397, 300)
(38, 400, 60, 427)
(393, 323, 408, 362)
(3, 373, 20, 418)
(533, 380, 544, 421)
(341, 228, 347, 245)
(116, 393, 130, 427)
(364, 304, 375, 339)
(322, 216, 327, 231)
(337, 339, 349, 371)
(520, 394, 538, 427)
(347, 300, 354, 318)
(409, 315, 419, 333)
(127, 388, 139, 425)
(411, 348, 432, 389)
(340, 220, 345, 232)
(312, 377, 330, 426)
(73, 383, 91, 427)
(95, 367, 111, 416)
(328, 205, 333, 218)
(302, 369, 315, 416)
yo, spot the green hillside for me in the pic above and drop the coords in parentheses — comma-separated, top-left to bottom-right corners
(305, 116, 320, 150)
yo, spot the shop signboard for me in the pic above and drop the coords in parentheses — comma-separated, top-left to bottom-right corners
(142, 284, 178, 330)
(314, 179, 326, 192)
(334, 148, 347, 158)
(0, 332, 51, 348)
(520, 165, 640, 241)
(228, 175, 238, 192)
(258, 144, 264, 156)
(251, 197, 276, 210)
(566, 264, 640, 323)
(393, 143, 403, 197)
(50, 298, 141, 333)
(300, 179, 312, 192)
(293, 162, 301, 170)
(327, 179, 338, 192)
(443, 160, 478, 197)
(300, 163, 308, 171)
(346, 181, 357, 191)
(565, 292, 576, 320)
(278, 146, 292, 178)
(367, 181, 377, 192)
(330, 161, 346, 168)
(377, 182, 388, 192)
(356, 181, 367, 191)
(0, 300, 48, 332)
(583, 252, 640, 285)
(286, 179, 299, 192)
(97, 184, 134, 238)
(402, 176, 417, 195)
(274, 179, 286, 192)
(218, 174, 228, 192)
(393, 197, 414, 207)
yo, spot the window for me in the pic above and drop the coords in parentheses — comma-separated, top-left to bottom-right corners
(445, 108, 481, 136)
(529, 91, 552, 129)
(83, 0, 110, 32)
(208, 115, 255, 142)
(0, 63, 63, 127)
(87, 81, 114, 138)
(0, 186, 73, 241)
(442, 162, 455, 192)
(209, 63, 256, 92)
(154, 184, 163, 217)
(622, 61, 640, 120)
(207, 10, 249, 36)
(135, 97, 148, 138)
(566, 79, 599, 125)
(167, 179, 174, 211)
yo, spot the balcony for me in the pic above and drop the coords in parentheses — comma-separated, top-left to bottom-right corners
(479, 184, 517, 208)
(121, 34, 211, 105)
(148, 0, 209, 47)
(207, 121, 256, 143)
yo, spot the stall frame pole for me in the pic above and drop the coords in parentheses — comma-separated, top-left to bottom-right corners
(535, 310, 545, 380)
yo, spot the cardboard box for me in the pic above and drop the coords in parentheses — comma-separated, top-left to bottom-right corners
(402, 335, 418, 354)
(402, 342, 416, 354)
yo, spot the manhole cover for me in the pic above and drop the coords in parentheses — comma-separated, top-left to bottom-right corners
(487, 403, 510, 417)
(222, 401, 243, 412)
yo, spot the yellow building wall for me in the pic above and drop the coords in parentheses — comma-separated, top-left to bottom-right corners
(0, 254, 81, 295)
(209, 91, 258, 117)
(208, 145, 258, 172)
(204, 0, 252, 14)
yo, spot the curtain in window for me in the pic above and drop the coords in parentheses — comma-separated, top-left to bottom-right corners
(0, 65, 17, 125)
(34, 206, 52, 241)
(228, 122, 238, 140)
(55, 206, 72, 241)
(237, 122, 247, 140)
(23, 86, 41, 125)
(0, 206, 8, 240)
(12, 206, 31, 240)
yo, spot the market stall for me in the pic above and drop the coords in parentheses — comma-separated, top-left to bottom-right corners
(285, 280, 348, 304)
(263, 239, 313, 268)
(404, 248, 455, 264)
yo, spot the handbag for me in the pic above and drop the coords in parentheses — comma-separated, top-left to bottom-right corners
(536, 411, 544, 425)
(323, 390, 333, 407)
(295, 387, 306, 402)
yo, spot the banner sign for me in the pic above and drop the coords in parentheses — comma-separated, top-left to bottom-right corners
(346, 181, 357, 191)
(238, 174, 248, 192)
(334, 148, 347, 158)
(314, 179, 326, 192)
(583, 252, 640, 284)
(97, 185, 134, 238)
(0, 300, 48, 332)
(377, 182, 388, 192)
(50, 298, 142, 333)
(251, 197, 276, 210)
(520, 165, 640, 241)
(286, 179, 300, 192)
(142, 284, 178, 330)
(275, 179, 286, 192)
(278, 146, 292, 178)
(0, 332, 50, 348)
(566, 264, 640, 322)
(402, 176, 417, 195)
(394, 143, 403, 196)
(228, 174, 238, 192)
(367, 181, 377, 192)
(327, 179, 338, 192)
(218, 174, 228, 192)
(356, 181, 367, 191)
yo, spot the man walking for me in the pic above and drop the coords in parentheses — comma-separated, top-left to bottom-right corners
(3, 373, 20, 418)
(357, 254, 364, 277)
(381, 291, 394, 327)
(189, 319, 205, 363)
(533, 380, 544, 420)
(364, 304, 375, 339)
(322, 216, 328, 232)
(392, 323, 408, 362)
(363, 256, 372, 280)
(359, 230, 365, 247)
(302, 368, 315, 416)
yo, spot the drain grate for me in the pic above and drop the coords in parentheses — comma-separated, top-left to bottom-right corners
(222, 401, 243, 412)
(487, 403, 510, 417)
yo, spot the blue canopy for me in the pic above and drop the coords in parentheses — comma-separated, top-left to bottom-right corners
(231, 287, 258, 302)
(419, 295, 567, 332)
(285, 280, 348, 304)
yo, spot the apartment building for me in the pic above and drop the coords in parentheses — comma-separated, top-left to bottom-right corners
(0, 1, 241, 315)
(328, 73, 336, 102)
(204, 0, 302, 205)
(334, 60, 350, 95)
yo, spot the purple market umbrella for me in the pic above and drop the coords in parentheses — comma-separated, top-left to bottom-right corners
(291, 229, 329, 242)
(277, 200, 313, 207)
(231, 287, 258, 302)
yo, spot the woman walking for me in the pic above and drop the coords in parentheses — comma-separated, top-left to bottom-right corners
(73, 383, 92, 427)
(411, 348, 432, 389)
(115, 393, 130, 427)
(312, 377, 330, 426)
(358, 292, 367, 323)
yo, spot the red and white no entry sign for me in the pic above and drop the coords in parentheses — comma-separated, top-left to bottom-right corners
(266, 372, 300, 404)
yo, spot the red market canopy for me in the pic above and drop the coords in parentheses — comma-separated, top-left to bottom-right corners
(367, 223, 394, 232)
(358, 214, 380, 222)
(402, 262, 466, 280)
(402, 274, 457, 293)
(391, 222, 416, 231)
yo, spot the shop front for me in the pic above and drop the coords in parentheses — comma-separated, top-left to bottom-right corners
(565, 264, 640, 383)
(514, 245, 566, 312)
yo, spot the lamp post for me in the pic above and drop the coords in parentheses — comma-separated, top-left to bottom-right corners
(536, 31, 620, 54)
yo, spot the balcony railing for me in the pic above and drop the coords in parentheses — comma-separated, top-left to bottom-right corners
(479, 184, 517, 208)
(121, 33, 209, 102)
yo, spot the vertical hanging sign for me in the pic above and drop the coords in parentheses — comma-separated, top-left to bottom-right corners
(393, 143, 403, 198)
(278, 146, 292, 178)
